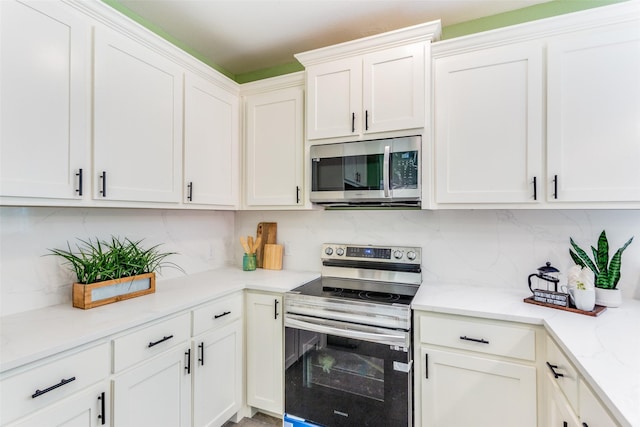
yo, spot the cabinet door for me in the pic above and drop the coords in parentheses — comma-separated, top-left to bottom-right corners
(184, 73, 239, 207)
(306, 57, 361, 139)
(6, 383, 108, 427)
(192, 321, 242, 427)
(245, 292, 283, 414)
(545, 370, 581, 427)
(245, 86, 304, 207)
(420, 348, 537, 427)
(578, 379, 620, 427)
(93, 26, 183, 203)
(113, 345, 191, 427)
(547, 23, 640, 202)
(363, 43, 425, 134)
(0, 0, 88, 200)
(434, 43, 543, 204)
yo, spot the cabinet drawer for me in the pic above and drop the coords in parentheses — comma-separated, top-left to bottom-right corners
(419, 314, 536, 361)
(192, 292, 242, 336)
(545, 335, 579, 412)
(0, 342, 109, 425)
(113, 312, 190, 373)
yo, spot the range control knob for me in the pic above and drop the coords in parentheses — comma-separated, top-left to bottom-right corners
(407, 251, 417, 261)
(336, 247, 345, 256)
(325, 247, 334, 256)
(393, 250, 404, 259)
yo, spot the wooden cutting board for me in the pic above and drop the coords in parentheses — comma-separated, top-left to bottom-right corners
(256, 222, 277, 268)
(263, 244, 283, 270)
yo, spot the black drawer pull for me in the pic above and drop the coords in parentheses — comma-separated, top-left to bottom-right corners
(32, 377, 76, 398)
(198, 342, 205, 366)
(185, 348, 191, 374)
(460, 335, 489, 344)
(148, 335, 174, 348)
(214, 311, 231, 319)
(98, 391, 106, 425)
(546, 361, 564, 379)
(76, 168, 83, 196)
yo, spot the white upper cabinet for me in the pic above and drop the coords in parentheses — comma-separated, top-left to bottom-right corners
(244, 75, 305, 208)
(0, 0, 89, 201)
(297, 21, 441, 141)
(184, 73, 239, 208)
(434, 42, 544, 204)
(93, 25, 183, 204)
(547, 22, 640, 203)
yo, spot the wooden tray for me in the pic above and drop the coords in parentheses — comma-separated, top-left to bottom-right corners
(523, 296, 606, 317)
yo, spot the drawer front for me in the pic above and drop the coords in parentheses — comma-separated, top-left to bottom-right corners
(0, 342, 109, 425)
(545, 335, 579, 412)
(192, 292, 242, 336)
(419, 314, 536, 361)
(113, 312, 190, 373)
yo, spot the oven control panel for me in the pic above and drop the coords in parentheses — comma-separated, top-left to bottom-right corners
(322, 243, 421, 264)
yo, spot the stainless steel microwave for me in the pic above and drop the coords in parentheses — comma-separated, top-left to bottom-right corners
(310, 136, 421, 207)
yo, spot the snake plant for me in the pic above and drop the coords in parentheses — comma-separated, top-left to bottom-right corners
(48, 237, 183, 284)
(569, 231, 633, 289)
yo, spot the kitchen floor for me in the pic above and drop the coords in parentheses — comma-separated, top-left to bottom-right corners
(223, 412, 281, 427)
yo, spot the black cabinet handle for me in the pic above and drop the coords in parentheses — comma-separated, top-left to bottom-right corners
(185, 348, 191, 374)
(553, 175, 558, 199)
(582, 424, 588, 427)
(187, 181, 193, 202)
(425, 353, 429, 379)
(214, 311, 231, 319)
(99, 171, 107, 198)
(365, 110, 369, 131)
(148, 335, 173, 348)
(532, 176, 537, 201)
(351, 112, 355, 133)
(32, 377, 76, 398)
(296, 186, 300, 204)
(546, 361, 564, 379)
(198, 342, 204, 366)
(76, 168, 83, 196)
(98, 391, 106, 425)
(563, 422, 568, 427)
(460, 335, 489, 344)
(274, 299, 279, 319)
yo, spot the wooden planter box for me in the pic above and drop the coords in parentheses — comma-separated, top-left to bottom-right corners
(72, 272, 156, 309)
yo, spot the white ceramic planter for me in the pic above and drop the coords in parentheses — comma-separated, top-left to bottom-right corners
(595, 287, 622, 307)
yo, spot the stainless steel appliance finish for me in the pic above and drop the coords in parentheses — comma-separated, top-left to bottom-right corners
(284, 243, 421, 427)
(310, 136, 421, 207)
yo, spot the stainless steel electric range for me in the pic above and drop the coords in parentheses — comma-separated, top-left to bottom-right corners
(284, 243, 422, 427)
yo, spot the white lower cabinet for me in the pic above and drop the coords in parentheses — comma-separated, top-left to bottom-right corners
(191, 293, 243, 427)
(414, 312, 538, 427)
(245, 291, 284, 414)
(544, 336, 620, 427)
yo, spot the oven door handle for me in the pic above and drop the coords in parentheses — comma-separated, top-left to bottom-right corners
(285, 316, 408, 348)
(383, 145, 391, 198)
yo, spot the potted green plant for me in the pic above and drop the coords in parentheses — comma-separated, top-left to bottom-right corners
(569, 231, 633, 307)
(48, 236, 183, 309)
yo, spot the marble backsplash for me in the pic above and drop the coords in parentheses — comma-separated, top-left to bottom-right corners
(236, 209, 640, 300)
(2, 207, 639, 316)
(0, 207, 235, 316)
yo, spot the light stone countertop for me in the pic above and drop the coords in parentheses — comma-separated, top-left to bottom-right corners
(1, 270, 637, 426)
(412, 282, 640, 427)
(0, 267, 319, 373)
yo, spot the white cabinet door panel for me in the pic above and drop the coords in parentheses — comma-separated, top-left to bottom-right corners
(0, 0, 88, 199)
(547, 23, 640, 202)
(363, 43, 425, 133)
(184, 73, 239, 207)
(93, 26, 182, 203)
(435, 43, 543, 204)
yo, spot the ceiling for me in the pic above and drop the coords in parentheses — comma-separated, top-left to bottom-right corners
(112, 0, 552, 77)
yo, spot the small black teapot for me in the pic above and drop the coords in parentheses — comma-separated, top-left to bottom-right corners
(528, 262, 560, 293)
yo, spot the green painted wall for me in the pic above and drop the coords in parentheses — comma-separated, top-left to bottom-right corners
(102, 0, 627, 84)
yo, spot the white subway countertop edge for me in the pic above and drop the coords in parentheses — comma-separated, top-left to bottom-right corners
(412, 282, 640, 427)
(0, 267, 319, 373)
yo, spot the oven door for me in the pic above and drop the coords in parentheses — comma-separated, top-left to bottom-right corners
(284, 315, 412, 427)
(310, 136, 421, 205)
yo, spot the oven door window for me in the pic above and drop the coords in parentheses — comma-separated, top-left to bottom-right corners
(312, 154, 384, 192)
(285, 330, 411, 427)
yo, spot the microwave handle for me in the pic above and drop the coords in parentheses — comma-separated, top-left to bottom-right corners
(383, 145, 391, 197)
